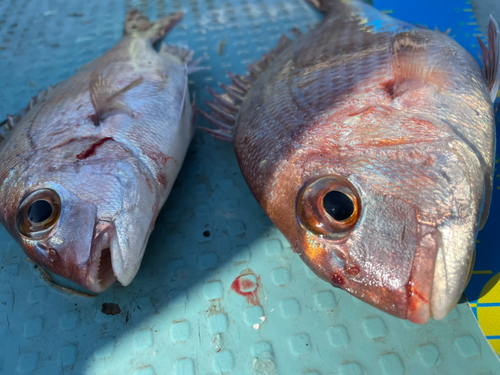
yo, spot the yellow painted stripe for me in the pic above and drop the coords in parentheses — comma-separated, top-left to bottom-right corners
(463, 8, 473, 12)
(380, 10, 393, 14)
(467, 22, 477, 25)
(473, 270, 493, 274)
(470, 303, 477, 307)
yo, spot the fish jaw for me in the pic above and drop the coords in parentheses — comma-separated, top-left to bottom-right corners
(298, 222, 440, 324)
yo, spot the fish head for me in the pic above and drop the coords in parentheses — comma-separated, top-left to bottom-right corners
(268, 113, 480, 324)
(0, 139, 156, 293)
(13, 184, 117, 292)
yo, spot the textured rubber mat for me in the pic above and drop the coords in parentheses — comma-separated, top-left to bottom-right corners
(0, 1, 499, 375)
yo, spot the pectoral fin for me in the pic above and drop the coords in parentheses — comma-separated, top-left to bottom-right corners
(89, 72, 143, 126)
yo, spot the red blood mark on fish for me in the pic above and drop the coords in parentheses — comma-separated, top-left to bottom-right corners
(347, 266, 360, 275)
(146, 177, 153, 193)
(381, 79, 396, 99)
(231, 269, 261, 306)
(149, 151, 177, 166)
(331, 272, 345, 286)
(145, 151, 176, 188)
(157, 172, 168, 187)
(348, 105, 391, 118)
(76, 137, 114, 160)
(407, 283, 428, 304)
(413, 290, 428, 303)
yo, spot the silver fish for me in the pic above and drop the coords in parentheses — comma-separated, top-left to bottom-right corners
(201, 0, 500, 323)
(0, 10, 197, 292)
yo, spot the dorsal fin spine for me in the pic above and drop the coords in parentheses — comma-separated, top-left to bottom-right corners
(198, 32, 294, 143)
(477, 16, 500, 102)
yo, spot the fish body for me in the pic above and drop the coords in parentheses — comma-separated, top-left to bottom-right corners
(0, 10, 196, 292)
(201, 0, 500, 323)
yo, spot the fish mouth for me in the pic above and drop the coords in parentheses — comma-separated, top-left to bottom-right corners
(406, 224, 440, 324)
(85, 220, 118, 293)
(406, 224, 473, 324)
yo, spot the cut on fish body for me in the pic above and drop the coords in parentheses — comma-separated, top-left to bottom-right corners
(200, 0, 499, 323)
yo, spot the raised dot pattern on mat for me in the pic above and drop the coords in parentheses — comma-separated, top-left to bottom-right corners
(0, 0, 499, 374)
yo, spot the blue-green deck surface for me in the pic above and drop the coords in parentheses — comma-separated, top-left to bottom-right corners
(0, 0, 499, 374)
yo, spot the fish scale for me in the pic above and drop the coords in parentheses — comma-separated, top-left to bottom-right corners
(0, 0, 499, 374)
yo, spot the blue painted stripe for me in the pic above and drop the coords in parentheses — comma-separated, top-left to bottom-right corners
(476, 303, 500, 307)
(485, 335, 500, 340)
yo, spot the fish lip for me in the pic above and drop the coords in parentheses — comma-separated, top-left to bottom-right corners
(406, 224, 440, 324)
(84, 220, 117, 293)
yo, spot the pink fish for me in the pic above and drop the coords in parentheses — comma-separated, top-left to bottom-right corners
(200, 0, 500, 323)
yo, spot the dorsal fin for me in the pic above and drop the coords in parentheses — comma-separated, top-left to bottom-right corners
(198, 34, 293, 142)
(477, 16, 500, 102)
(89, 72, 143, 126)
(0, 85, 55, 143)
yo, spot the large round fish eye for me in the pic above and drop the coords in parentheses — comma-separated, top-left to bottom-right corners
(17, 189, 61, 238)
(297, 176, 360, 238)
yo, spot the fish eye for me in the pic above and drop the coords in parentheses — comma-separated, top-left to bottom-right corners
(323, 191, 355, 221)
(17, 189, 61, 238)
(297, 176, 360, 238)
(28, 200, 53, 223)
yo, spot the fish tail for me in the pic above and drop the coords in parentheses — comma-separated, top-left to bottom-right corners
(123, 9, 184, 44)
